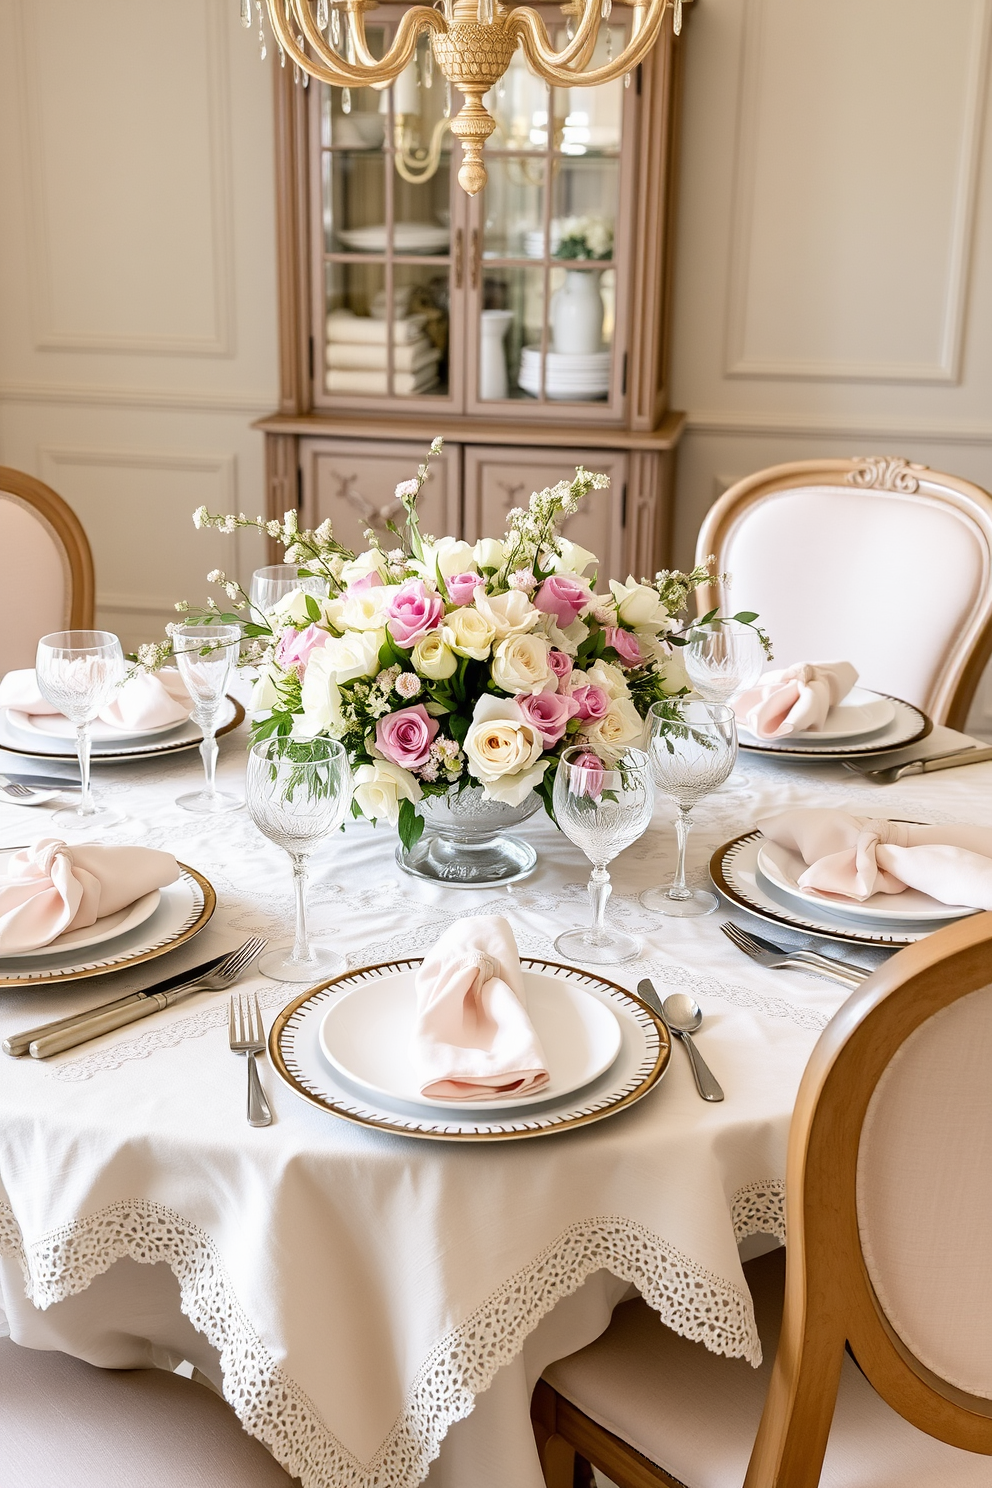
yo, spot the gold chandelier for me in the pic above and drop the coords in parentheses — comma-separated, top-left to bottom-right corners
(245, 0, 682, 195)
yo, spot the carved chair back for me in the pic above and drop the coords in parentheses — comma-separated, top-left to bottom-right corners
(0, 468, 95, 674)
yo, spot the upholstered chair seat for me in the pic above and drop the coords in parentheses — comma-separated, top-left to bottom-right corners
(0, 467, 95, 674)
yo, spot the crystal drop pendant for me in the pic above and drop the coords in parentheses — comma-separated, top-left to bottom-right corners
(330, 7, 341, 46)
(296, 36, 309, 86)
(601, 0, 612, 15)
(255, 0, 267, 60)
(342, 86, 352, 114)
(316, 0, 328, 26)
(566, 17, 574, 40)
(673, 0, 683, 33)
(624, 70, 631, 88)
(240, 0, 252, 28)
(477, 0, 493, 24)
(606, 25, 612, 61)
(443, 80, 452, 119)
(423, 46, 433, 88)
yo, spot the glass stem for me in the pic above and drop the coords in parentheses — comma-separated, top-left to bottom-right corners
(670, 806, 693, 901)
(75, 722, 94, 816)
(290, 852, 313, 965)
(199, 721, 218, 799)
(588, 865, 612, 946)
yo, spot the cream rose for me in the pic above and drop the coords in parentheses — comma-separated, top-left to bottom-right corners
(339, 549, 387, 588)
(338, 586, 396, 632)
(653, 645, 690, 695)
(609, 577, 672, 633)
(418, 536, 478, 581)
(267, 587, 337, 629)
(298, 648, 347, 738)
(586, 659, 630, 701)
(412, 631, 458, 680)
(249, 663, 282, 713)
(546, 539, 598, 577)
(442, 607, 496, 661)
(319, 628, 384, 683)
(352, 759, 421, 826)
(463, 695, 549, 805)
(538, 612, 589, 657)
(474, 588, 539, 640)
(473, 537, 505, 570)
(490, 634, 554, 695)
(582, 697, 645, 760)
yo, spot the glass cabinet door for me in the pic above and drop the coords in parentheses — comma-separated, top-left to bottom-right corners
(466, 20, 636, 421)
(311, 16, 463, 410)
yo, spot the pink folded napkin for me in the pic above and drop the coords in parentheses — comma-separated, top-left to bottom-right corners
(733, 661, 858, 739)
(0, 668, 190, 731)
(413, 916, 550, 1101)
(0, 839, 181, 954)
(759, 809, 992, 909)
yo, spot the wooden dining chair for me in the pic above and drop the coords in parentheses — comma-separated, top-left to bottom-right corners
(532, 911, 992, 1488)
(693, 456, 992, 729)
(0, 466, 96, 673)
(0, 1334, 299, 1487)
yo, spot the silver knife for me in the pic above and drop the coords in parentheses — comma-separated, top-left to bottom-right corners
(845, 745, 992, 785)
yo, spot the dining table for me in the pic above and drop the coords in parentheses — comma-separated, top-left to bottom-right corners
(0, 701, 989, 1488)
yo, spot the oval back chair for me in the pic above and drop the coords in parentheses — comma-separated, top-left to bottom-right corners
(693, 457, 992, 728)
(0, 466, 95, 674)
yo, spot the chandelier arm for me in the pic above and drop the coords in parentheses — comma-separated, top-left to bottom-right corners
(537, 0, 602, 72)
(269, 1, 443, 87)
(507, 0, 670, 86)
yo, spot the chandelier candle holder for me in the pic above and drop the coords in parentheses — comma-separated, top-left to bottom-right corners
(244, 0, 683, 194)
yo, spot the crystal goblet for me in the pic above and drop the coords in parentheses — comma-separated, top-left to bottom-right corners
(172, 623, 242, 814)
(35, 630, 126, 829)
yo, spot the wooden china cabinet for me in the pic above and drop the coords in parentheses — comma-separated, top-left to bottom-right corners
(257, 3, 688, 581)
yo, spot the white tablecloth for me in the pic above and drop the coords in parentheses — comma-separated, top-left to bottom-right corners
(0, 716, 988, 1488)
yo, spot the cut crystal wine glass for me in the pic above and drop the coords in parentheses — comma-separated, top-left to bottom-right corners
(683, 620, 762, 792)
(250, 566, 329, 618)
(35, 630, 126, 829)
(172, 624, 242, 814)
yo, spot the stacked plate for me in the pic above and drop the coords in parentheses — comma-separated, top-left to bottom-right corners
(269, 958, 670, 1141)
(0, 696, 244, 765)
(336, 223, 450, 254)
(518, 346, 611, 401)
(711, 829, 975, 948)
(0, 859, 215, 987)
(737, 689, 931, 762)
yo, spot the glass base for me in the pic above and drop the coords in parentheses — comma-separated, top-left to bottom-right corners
(396, 831, 537, 888)
(51, 803, 124, 830)
(554, 926, 642, 964)
(176, 790, 243, 814)
(258, 942, 345, 983)
(641, 885, 720, 918)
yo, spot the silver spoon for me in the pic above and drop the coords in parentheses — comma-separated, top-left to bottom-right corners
(661, 992, 724, 1103)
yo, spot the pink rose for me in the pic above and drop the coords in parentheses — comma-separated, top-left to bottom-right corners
(533, 573, 591, 628)
(274, 624, 327, 675)
(515, 690, 580, 747)
(567, 749, 605, 799)
(547, 649, 573, 691)
(570, 684, 610, 722)
(375, 703, 439, 771)
(387, 579, 445, 648)
(348, 571, 383, 592)
(605, 627, 644, 666)
(445, 572, 483, 606)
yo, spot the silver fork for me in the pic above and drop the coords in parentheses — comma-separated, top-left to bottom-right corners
(1, 782, 43, 800)
(721, 921, 870, 990)
(229, 993, 272, 1128)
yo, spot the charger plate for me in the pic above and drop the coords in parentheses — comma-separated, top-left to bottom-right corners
(0, 698, 244, 764)
(269, 958, 670, 1142)
(710, 832, 957, 947)
(0, 866, 215, 986)
(738, 694, 930, 761)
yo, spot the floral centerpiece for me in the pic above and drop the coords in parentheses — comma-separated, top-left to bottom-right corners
(156, 440, 761, 867)
(553, 215, 614, 261)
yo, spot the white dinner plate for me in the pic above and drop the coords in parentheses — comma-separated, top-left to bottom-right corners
(1, 888, 162, 960)
(270, 958, 670, 1142)
(318, 971, 622, 1112)
(738, 695, 930, 760)
(0, 697, 243, 763)
(756, 840, 975, 925)
(710, 832, 963, 947)
(6, 710, 188, 743)
(741, 688, 895, 745)
(336, 223, 450, 254)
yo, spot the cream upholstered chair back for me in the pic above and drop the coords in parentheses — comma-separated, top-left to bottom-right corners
(0, 467, 95, 674)
(694, 456, 992, 729)
(745, 913, 992, 1487)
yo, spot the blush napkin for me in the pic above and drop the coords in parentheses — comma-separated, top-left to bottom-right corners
(0, 668, 191, 732)
(759, 809, 992, 909)
(733, 660, 859, 739)
(0, 839, 181, 954)
(413, 916, 550, 1101)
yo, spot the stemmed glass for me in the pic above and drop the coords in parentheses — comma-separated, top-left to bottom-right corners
(250, 566, 329, 617)
(246, 737, 353, 981)
(171, 624, 243, 814)
(553, 746, 654, 965)
(36, 630, 126, 829)
(683, 620, 763, 791)
(641, 700, 737, 918)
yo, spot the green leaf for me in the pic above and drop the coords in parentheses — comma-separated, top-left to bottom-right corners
(698, 607, 719, 627)
(732, 610, 758, 624)
(397, 796, 425, 852)
(447, 712, 470, 743)
(304, 594, 321, 623)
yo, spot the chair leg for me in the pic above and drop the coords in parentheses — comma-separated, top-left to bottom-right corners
(574, 1452, 596, 1488)
(533, 1379, 578, 1488)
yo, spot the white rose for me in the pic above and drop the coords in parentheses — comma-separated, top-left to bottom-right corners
(442, 607, 496, 661)
(267, 587, 325, 628)
(319, 628, 384, 683)
(586, 659, 630, 701)
(298, 648, 347, 737)
(353, 759, 421, 826)
(609, 577, 671, 633)
(338, 585, 396, 632)
(546, 539, 599, 577)
(418, 536, 477, 581)
(582, 697, 644, 760)
(412, 631, 458, 680)
(340, 549, 387, 587)
(490, 634, 553, 695)
(474, 537, 505, 570)
(463, 695, 549, 805)
(538, 612, 589, 657)
(249, 664, 281, 713)
(474, 588, 539, 640)
(653, 644, 690, 695)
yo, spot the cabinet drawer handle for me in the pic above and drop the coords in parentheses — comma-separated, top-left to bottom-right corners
(470, 227, 480, 290)
(454, 228, 464, 289)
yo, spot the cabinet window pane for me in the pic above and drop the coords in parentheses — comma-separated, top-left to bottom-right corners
(483, 158, 546, 260)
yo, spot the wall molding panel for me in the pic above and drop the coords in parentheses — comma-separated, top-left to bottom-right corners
(723, 0, 992, 384)
(0, 381, 272, 415)
(686, 411, 992, 445)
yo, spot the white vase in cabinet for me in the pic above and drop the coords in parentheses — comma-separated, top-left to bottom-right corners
(479, 309, 513, 401)
(550, 270, 604, 355)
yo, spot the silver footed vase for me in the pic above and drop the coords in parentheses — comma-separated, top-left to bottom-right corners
(395, 786, 541, 887)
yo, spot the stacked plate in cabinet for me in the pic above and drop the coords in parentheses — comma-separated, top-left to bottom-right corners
(518, 346, 611, 401)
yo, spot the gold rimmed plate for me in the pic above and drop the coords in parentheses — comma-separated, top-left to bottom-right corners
(738, 694, 931, 761)
(0, 698, 245, 764)
(0, 865, 216, 986)
(269, 958, 671, 1142)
